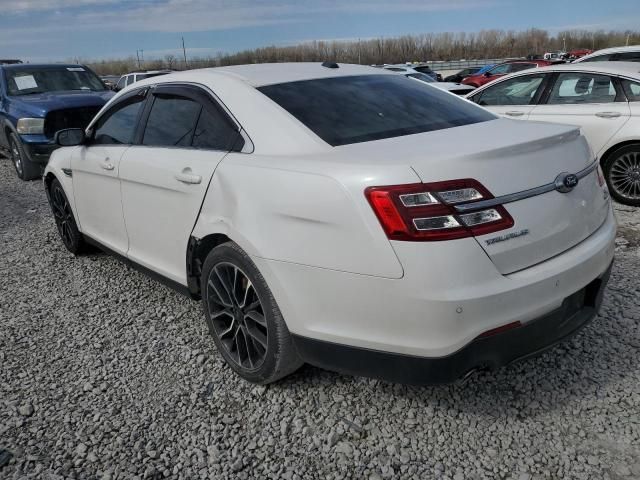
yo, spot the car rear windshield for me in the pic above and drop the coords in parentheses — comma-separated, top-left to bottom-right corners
(5, 66, 106, 96)
(259, 75, 494, 146)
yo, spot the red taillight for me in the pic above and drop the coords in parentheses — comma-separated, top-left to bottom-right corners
(365, 179, 514, 241)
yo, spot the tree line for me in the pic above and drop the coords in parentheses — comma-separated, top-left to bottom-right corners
(85, 28, 640, 75)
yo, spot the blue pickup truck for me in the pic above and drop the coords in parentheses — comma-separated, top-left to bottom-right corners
(0, 63, 114, 180)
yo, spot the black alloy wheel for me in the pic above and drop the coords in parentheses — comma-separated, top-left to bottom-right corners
(49, 178, 86, 254)
(201, 242, 302, 383)
(603, 144, 640, 207)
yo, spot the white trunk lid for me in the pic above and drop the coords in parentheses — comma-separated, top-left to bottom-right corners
(348, 119, 611, 275)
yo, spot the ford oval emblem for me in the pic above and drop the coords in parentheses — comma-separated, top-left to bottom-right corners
(555, 172, 579, 193)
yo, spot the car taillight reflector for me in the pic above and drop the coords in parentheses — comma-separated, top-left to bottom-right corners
(365, 180, 514, 241)
(596, 165, 606, 187)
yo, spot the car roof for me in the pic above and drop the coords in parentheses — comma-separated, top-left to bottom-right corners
(579, 45, 640, 58)
(534, 61, 640, 77)
(133, 62, 393, 88)
(0, 63, 87, 70)
(209, 62, 393, 86)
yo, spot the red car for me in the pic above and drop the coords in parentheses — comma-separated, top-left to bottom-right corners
(462, 60, 553, 88)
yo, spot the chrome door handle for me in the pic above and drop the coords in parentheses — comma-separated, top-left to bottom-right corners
(175, 172, 202, 185)
(595, 111, 621, 118)
(505, 111, 525, 117)
(100, 162, 115, 171)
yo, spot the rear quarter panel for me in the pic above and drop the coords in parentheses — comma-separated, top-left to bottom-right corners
(191, 153, 417, 279)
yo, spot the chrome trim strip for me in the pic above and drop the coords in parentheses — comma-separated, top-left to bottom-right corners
(454, 161, 598, 213)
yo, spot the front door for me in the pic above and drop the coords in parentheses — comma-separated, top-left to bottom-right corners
(71, 90, 147, 254)
(528, 72, 631, 157)
(471, 73, 548, 120)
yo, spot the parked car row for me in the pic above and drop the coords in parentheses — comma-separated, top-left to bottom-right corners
(465, 61, 640, 207)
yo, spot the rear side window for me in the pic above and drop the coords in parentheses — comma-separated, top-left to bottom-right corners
(143, 95, 202, 147)
(474, 74, 545, 106)
(621, 79, 640, 101)
(615, 51, 640, 62)
(509, 63, 536, 73)
(547, 73, 616, 104)
(192, 107, 242, 150)
(93, 95, 145, 145)
(142, 91, 242, 151)
(489, 64, 511, 75)
(259, 75, 494, 146)
(581, 54, 612, 62)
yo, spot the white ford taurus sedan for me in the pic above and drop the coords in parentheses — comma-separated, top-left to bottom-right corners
(466, 62, 640, 206)
(44, 63, 615, 384)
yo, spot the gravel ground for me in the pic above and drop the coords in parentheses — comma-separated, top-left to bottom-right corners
(1, 155, 639, 480)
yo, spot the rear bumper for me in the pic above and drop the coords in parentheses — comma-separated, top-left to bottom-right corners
(292, 263, 611, 384)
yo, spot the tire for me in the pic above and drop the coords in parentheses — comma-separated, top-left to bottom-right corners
(48, 178, 87, 254)
(9, 133, 40, 181)
(201, 241, 302, 384)
(602, 143, 640, 207)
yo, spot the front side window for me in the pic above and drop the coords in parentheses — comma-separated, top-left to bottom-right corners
(474, 74, 545, 106)
(92, 95, 145, 145)
(126, 75, 134, 86)
(115, 77, 126, 90)
(259, 74, 494, 147)
(621, 79, 640, 101)
(142, 95, 202, 147)
(5, 66, 106, 96)
(547, 73, 616, 105)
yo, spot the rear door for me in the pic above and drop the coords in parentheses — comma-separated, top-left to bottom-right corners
(470, 73, 549, 119)
(118, 84, 245, 284)
(528, 72, 631, 157)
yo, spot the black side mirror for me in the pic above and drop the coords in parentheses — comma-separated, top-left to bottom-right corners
(55, 128, 86, 146)
(483, 72, 491, 77)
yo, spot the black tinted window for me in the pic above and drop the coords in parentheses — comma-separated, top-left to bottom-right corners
(581, 54, 612, 62)
(616, 51, 640, 62)
(192, 106, 241, 151)
(259, 75, 494, 146)
(143, 95, 202, 147)
(93, 95, 145, 145)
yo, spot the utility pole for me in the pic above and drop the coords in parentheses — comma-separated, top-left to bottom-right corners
(358, 38, 361, 64)
(135, 50, 141, 69)
(182, 37, 188, 69)
(627, 33, 631, 46)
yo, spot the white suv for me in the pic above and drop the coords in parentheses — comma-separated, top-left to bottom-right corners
(44, 63, 615, 384)
(114, 70, 172, 91)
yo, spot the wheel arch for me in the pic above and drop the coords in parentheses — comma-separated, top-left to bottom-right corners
(599, 139, 640, 166)
(186, 233, 232, 299)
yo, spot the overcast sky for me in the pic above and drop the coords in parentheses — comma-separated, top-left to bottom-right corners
(1, 0, 638, 62)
